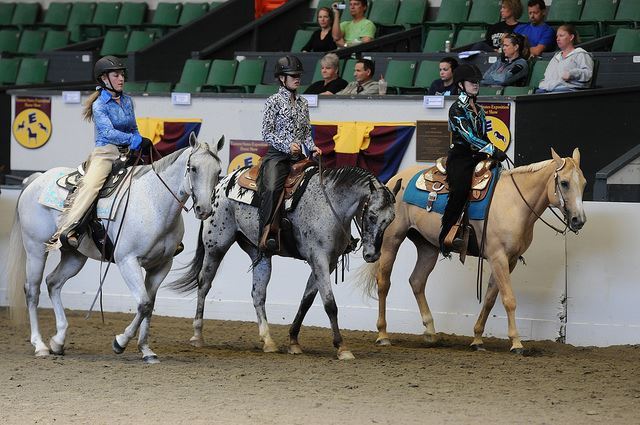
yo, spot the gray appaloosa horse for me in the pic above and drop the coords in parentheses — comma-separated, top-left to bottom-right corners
(7, 134, 224, 363)
(170, 166, 399, 359)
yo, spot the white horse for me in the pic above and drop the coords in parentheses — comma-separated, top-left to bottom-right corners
(7, 134, 224, 363)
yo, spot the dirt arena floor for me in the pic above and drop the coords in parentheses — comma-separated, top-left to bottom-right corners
(1, 307, 639, 425)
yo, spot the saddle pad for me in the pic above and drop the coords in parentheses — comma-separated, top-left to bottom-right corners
(38, 169, 123, 220)
(403, 167, 500, 220)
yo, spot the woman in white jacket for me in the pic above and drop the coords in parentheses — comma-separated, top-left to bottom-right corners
(537, 24, 594, 93)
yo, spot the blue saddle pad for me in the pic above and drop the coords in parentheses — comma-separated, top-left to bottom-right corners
(402, 167, 500, 220)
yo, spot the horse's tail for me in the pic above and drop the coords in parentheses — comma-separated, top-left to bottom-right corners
(353, 260, 380, 300)
(167, 221, 205, 293)
(7, 173, 41, 324)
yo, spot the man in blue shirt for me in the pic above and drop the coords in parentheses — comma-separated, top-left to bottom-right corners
(515, 0, 555, 57)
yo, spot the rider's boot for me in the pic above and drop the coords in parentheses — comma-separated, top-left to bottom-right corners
(59, 224, 81, 249)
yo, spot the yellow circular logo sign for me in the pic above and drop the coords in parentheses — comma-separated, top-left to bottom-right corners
(13, 108, 52, 149)
(228, 153, 261, 174)
(486, 116, 510, 151)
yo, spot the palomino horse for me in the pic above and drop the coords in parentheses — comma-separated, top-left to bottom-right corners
(170, 166, 398, 359)
(7, 134, 224, 363)
(358, 148, 586, 353)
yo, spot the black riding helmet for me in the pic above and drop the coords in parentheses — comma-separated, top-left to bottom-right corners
(453, 64, 482, 86)
(94, 55, 126, 95)
(274, 55, 304, 77)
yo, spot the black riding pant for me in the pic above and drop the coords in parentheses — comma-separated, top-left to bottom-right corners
(257, 147, 296, 236)
(439, 144, 484, 248)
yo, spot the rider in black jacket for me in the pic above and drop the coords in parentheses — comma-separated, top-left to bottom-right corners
(439, 64, 508, 255)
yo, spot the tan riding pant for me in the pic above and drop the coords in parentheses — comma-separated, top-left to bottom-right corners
(55, 144, 121, 237)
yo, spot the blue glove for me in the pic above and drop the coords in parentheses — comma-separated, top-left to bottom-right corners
(129, 134, 142, 150)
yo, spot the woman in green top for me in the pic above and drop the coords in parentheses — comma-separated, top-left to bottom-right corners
(331, 0, 376, 48)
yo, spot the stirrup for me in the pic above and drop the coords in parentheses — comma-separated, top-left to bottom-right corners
(264, 238, 278, 252)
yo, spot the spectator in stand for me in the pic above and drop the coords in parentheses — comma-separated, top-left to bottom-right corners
(475, 0, 523, 52)
(515, 0, 555, 57)
(428, 57, 459, 95)
(337, 58, 378, 95)
(302, 7, 338, 52)
(481, 33, 530, 87)
(537, 24, 594, 93)
(331, 0, 376, 48)
(304, 53, 348, 94)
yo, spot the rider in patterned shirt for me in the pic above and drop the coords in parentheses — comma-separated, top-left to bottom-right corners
(439, 64, 507, 255)
(258, 55, 322, 253)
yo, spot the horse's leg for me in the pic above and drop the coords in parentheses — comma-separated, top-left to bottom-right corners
(112, 258, 148, 356)
(45, 250, 87, 355)
(249, 254, 278, 353)
(288, 275, 318, 355)
(136, 261, 173, 364)
(374, 222, 407, 346)
(24, 250, 50, 357)
(407, 233, 440, 346)
(191, 233, 236, 347)
(487, 254, 523, 353)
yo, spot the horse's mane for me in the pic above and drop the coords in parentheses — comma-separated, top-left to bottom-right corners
(321, 166, 375, 188)
(135, 147, 188, 177)
(501, 159, 553, 176)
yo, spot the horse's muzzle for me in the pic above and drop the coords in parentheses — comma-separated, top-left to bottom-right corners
(570, 215, 586, 231)
(364, 251, 381, 263)
(194, 205, 212, 220)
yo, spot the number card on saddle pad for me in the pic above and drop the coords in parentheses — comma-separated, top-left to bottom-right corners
(403, 160, 500, 220)
(37, 168, 131, 220)
(221, 164, 318, 212)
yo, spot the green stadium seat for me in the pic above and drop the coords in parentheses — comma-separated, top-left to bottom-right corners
(611, 28, 640, 53)
(15, 57, 48, 85)
(178, 3, 210, 25)
(79, 2, 121, 40)
(174, 59, 211, 92)
(502, 86, 532, 95)
(43, 2, 73, 27)
(11, 3, 40, 26)
(573, 0, 618, 41)
(42, 30, 70, 51)
(603, 0, 640, 35)
(67, 2, 96, 42)
(422, 28, 454, 52)
(518, 0, 528, 21)
(546, 0, 584, 23)
(398, 59, 440, 94)
(384, 60, 416, 94)
(395, 0, 428, 26)
(453, 28, 486, 48)
(125, 81, 147, 92)
(478, 86, 502, 96)
(368, 0, 400, 26)
(17, 30, 46, 55)
(253, 84, 279, 95)
(152, 2, 182, 26)
(528, 59, 549, 88)
(433, 0, 470, 24)
(145, 81, 173, 93)
(0, 3, 16, 26)
(466, 0, 500, 24)
(117, 2, 148, 26)
(290, 29, 315, 52)
(126, 30, 155, 53)
(220, 59, 265, 93)
(342, 58, 358, 82)
(202, 59, 238, 92)
(210, 2, 225, 9)
(0, 29, 20, 54)
(100, 30, 129, 56)
(0, 57, 21, 85)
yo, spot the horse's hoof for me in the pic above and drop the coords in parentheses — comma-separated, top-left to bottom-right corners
(112, 338, 125, 355)
(49, 338, 64, 356)
(471, 344, 486, 352)
(35, 348, 51, 357)
(375, 338, 392, 346)
(337, 350, 356, 360)
(263, 341, 278, 353)
(423, 335, 439, 347)
(189, 337, 204, 348)
(143, 355, 160, 364)
(510, 347, 525, 355)
(288, 344, 303, 355)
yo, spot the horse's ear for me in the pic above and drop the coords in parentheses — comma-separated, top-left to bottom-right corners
(391, 178, 402, 196)
(189, 132, 198, 149)
(572, 148, 581, 166)
(550, 148, 563, 168)
(215, 135, 225, 153)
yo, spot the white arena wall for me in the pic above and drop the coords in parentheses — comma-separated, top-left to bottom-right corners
(1, 92, 638, 348)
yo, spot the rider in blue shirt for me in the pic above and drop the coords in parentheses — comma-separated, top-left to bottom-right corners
(50, 56, 152, 250)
